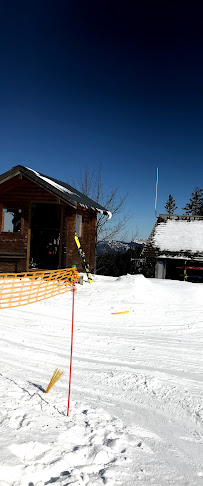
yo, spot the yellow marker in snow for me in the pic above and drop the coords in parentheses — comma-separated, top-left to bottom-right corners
(45, 368, 64, 393)
(112, 311, 130, 315)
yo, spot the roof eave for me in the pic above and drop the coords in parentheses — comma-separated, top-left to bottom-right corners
(0, 166, 77, 208)
(22, 166, 78, 208)
(0, 165, 112, 215)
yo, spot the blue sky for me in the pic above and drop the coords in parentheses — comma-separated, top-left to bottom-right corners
(0, 2, 203, 239)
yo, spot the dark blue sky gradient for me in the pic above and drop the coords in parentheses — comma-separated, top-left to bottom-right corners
(0, 1, 203, 238)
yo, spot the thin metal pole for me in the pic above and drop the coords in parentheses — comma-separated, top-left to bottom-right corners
(155, 167, 159, 218)
(67, 288, 75, 416)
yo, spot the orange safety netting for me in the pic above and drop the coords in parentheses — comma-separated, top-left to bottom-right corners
(0, 268, 80, 309)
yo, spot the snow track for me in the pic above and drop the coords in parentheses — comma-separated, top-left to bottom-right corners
(0, 274, 203, 485)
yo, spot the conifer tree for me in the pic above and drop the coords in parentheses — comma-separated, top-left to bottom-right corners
(164, 194, 177, 215)
(182, 187, 203, 215)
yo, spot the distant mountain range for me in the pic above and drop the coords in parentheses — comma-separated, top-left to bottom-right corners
(97, 239, 146, 255)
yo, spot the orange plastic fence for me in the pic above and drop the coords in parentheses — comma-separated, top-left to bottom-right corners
(0, 268, 80, 309)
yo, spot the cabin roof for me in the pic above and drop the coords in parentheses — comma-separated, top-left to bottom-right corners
(0, 165, 112, 217)
(143, 214, 203, 260)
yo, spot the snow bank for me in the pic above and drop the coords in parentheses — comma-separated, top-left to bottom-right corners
(115, 273, 152, 289)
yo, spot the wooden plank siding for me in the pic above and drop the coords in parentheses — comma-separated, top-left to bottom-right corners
(0, 175, 96, 273)
(0, 175, 59, 204)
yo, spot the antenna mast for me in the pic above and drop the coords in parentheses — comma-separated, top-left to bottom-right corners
(155, 167, 159, 218)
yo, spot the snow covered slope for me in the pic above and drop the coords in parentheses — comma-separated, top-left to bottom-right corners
(0, 275, 203, 485)
(97, 239, 146, 254)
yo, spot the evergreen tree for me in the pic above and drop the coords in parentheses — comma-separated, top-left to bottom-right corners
(164, 194, 177, 215)
(183, 187, 203, 215)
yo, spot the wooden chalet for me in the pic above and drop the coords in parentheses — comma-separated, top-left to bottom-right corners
(0, 165, 111, 273)
(143, 214, 203, 281)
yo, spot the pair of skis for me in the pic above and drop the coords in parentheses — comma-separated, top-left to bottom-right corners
(75, 232, 93, 283)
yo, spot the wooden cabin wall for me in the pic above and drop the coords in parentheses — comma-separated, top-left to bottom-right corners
(0, 175, 97, 273)
(0, 175, 59, 272)
(0, 205, 28, 273)
(63, 207, 96, 272)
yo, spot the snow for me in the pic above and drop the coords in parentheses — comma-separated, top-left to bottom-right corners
(1, 274, 203, 485)
(153, 219, 203, 253)
(94, 208, 112, 219)
(26, 167, 79, 197)
(26, 167, 112, 218)
(80, 204, 112, 219)
(97, 239, 145, 255)
(133, 238, 146, 245)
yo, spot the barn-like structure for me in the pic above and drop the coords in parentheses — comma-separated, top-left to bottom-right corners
(143, 214, 203, 281)
(0, 165, 110, 273)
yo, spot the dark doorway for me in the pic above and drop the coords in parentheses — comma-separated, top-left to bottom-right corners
(30, 203, 61, 269)
(165, 259, 184, 280)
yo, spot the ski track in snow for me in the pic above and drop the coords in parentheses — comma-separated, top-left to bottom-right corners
(0, 274, 203, 485)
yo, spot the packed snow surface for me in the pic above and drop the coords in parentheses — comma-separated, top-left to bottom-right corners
(153, 219, 203, 253)
(1, 274, 203, 485)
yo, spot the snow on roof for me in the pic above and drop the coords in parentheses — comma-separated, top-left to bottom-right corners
(153, 219, 203, 253)
(0, 165, 112, 218)
(92, 207, 112, 219)
(26, 166, 111, 217)
(26, 167, 79, 197)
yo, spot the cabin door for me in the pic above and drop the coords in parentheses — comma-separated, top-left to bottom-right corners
(29, 203, 61, 269)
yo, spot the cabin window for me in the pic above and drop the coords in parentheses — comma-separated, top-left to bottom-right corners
(75, 214, 83, 237)
(2, 208, 22, 232)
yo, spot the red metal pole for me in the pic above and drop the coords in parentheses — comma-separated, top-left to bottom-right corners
(67, 287, 75, 416)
